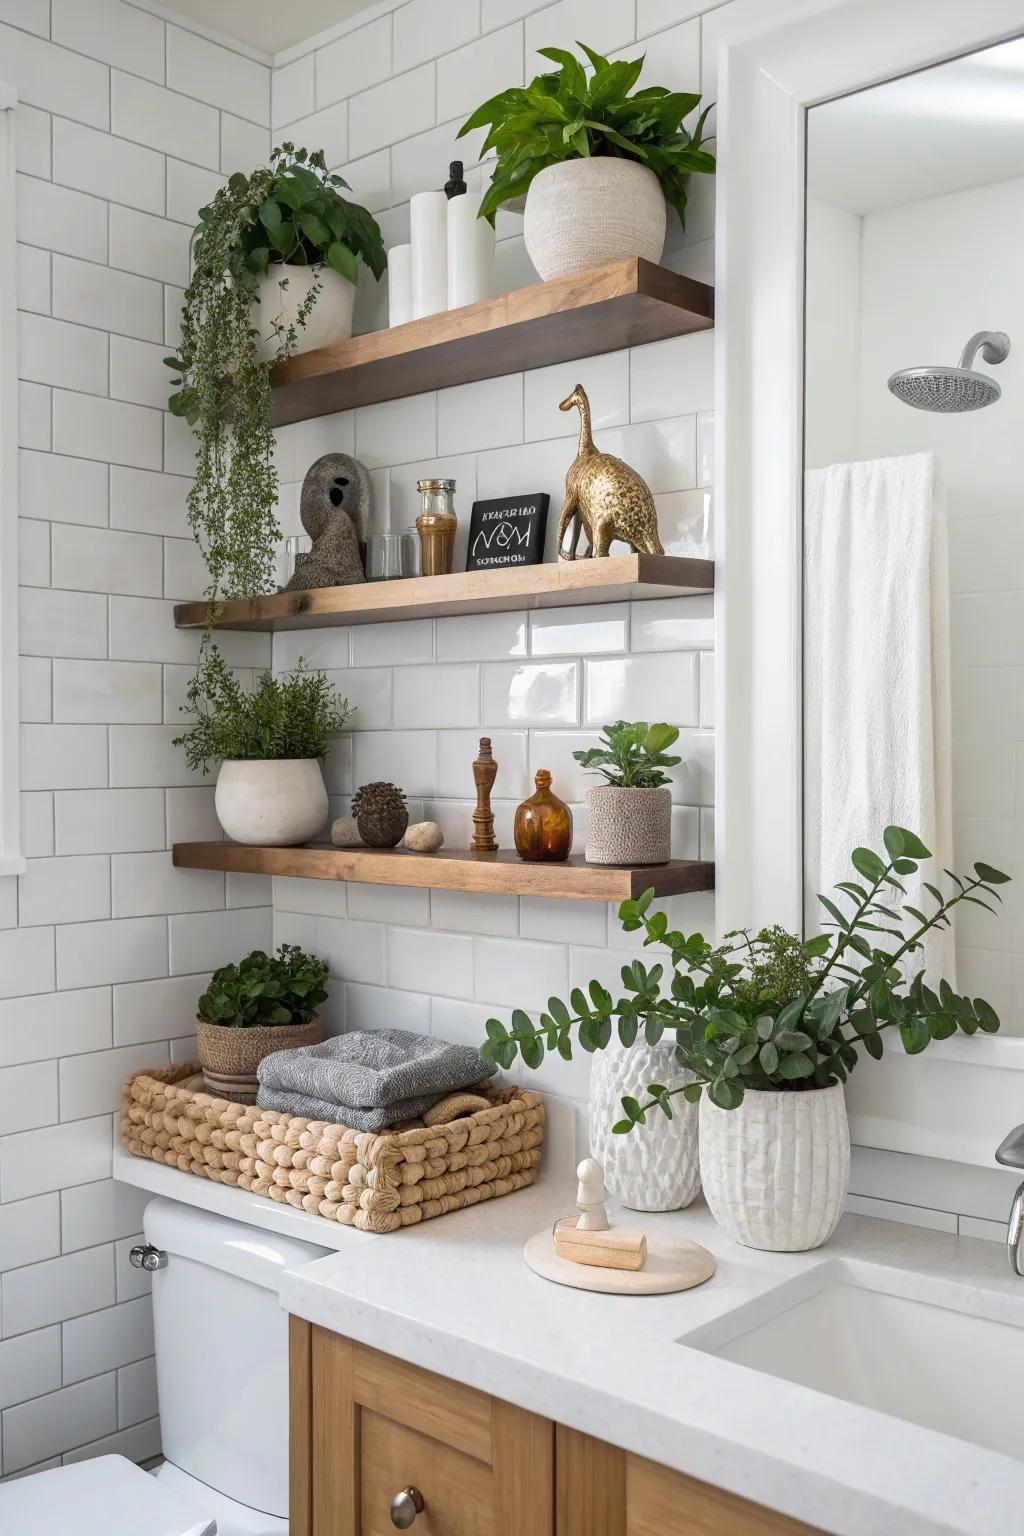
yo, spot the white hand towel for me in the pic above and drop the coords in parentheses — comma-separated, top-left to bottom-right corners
(804, 453, 954, 984)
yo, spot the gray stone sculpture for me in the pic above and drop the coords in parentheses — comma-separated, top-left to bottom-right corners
(284, 452, 372, 591)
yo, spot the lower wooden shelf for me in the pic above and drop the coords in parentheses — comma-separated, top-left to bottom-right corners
(173, 842, 714, 902)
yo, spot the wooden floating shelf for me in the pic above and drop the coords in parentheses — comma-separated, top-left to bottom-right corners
(270, 257, 714, 424)
(173, 842, 715, 902)
(174, 553, 713, 632)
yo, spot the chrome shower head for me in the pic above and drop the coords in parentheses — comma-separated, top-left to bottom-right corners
(887, 330, 1010, 412)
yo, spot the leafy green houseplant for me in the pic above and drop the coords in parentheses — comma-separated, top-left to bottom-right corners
(167, 143, 386, 607)
(482, 826, 1010, 1250)
(578, 721, 680, 865)
(196, 944, 328, 1102)
(459, 41, 715, 280)
(174, 648, 352, 847)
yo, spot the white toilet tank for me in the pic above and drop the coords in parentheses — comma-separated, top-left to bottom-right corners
(144, 1198, 328, 1522)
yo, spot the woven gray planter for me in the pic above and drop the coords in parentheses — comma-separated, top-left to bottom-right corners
(585, 785, 672, 866)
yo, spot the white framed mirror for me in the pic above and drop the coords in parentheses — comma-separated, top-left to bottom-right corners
(716, 0, 1024, 1166)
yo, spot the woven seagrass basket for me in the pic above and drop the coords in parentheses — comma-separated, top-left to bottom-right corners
(121, 1064, 544, 1234)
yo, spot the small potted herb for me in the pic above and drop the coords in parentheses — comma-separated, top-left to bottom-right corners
(167, 143, 387, 606)
(196, 944, 328, 1102)
(483, 827, 1010, 1251)
(459, 41, 715, 281)
(575, 721, 680, 865)
(174, 648, 352, 846)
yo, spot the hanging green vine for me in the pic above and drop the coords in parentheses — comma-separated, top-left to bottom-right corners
(166, 145, 387, 606)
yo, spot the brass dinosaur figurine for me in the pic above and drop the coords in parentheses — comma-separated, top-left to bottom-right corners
(555, 383, 664, 560)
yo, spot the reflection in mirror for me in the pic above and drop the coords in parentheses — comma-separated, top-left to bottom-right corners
(804, 39, 1023, 1023)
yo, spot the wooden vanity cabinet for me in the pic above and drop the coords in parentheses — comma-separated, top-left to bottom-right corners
(290, 1321, 822, 1536)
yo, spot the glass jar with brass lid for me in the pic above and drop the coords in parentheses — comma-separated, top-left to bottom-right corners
(416, 478, 457, 575)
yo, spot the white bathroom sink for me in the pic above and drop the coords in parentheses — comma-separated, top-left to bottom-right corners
(685, 1260, 1024, 1462)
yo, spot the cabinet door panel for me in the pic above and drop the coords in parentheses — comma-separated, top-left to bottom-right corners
(627, 1454, 823, 1536)
(360, 1408, 494, 1536)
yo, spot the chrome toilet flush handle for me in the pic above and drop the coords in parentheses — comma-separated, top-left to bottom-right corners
(390, 1487, 425, 1529)
(995, 1125, 1024, 1277)
(128, 1243, 167, 1272)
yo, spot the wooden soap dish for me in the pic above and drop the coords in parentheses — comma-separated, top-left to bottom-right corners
(523, 1226, 716, 1295)
(523, 1157, 716, 1296)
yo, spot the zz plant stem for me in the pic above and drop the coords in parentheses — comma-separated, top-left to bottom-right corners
(480, 826, 1010, 1128)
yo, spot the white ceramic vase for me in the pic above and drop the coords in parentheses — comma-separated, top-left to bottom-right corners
(699, 1085, 850, 1252)
(589, 1040, 700, 1212)
(524, 159, 667, 281)
(585, 785, 672, 866)
(253, 263, 355, 364)
(215, 759, 328, 847)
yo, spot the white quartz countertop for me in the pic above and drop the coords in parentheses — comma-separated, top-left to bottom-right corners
(279, 1179, 1024, 1536)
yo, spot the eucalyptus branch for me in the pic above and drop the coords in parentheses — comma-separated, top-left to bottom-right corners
(480, 825, 1011, 1128)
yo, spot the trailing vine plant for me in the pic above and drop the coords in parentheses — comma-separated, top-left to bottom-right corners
(166, 144, 386, 608)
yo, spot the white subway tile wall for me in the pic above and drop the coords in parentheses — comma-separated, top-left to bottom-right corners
(1, 0, 1016, 1484)
(1, 0, 273, 1477)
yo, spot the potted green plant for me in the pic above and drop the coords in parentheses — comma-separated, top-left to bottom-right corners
(166, 143, 387, 605)
(482, 826, 1010, 1250)
(459, 41, 715, 281)
(575, 720, 680, 865)
(174, 648, 352, 846)
(196, 943, 329, 1102)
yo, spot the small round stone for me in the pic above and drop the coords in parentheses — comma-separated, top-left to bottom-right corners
(404, 820, 444, 853)
(330, 816, 363, 847)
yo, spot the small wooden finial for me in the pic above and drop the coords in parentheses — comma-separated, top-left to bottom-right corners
(471, 736, 498, 852)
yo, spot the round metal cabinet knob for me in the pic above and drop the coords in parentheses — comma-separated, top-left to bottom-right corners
(390, 1486, 425, 1529)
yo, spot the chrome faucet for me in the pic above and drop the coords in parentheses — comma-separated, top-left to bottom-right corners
(995, 1126, 1024, 1277)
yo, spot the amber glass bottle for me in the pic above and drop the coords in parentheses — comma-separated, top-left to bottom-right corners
(514, 770, 573, 862)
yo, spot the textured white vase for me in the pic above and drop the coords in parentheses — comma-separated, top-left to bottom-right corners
(215, 759, 328, 847)
(699, 1085, 850, 1252)
(253, 263, 355, 364)
(590, 1040, 700, 1212)
(585, 785, 672, 866)
(524, 158, 667, 281)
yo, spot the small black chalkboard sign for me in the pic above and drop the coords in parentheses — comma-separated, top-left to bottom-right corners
(465, 494, 550, 571)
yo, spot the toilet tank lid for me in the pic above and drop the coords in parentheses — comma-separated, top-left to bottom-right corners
(0, 1455, 215, 1536)
(145, 1195, 330, 1289)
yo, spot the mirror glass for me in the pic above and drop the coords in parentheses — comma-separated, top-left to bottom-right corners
(804, 41, 1024, 1026)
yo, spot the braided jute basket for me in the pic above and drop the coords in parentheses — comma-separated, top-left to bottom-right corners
(121, 1063, 544, 1234)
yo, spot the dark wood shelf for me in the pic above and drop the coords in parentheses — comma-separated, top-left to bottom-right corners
(269, 257, 713, 424)
(173, 842, 715, 902)
(174, 553, 713, 632)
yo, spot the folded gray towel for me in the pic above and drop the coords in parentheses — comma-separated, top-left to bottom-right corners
(256, 1084, 447, 1133)
(256, 1028, 497, 1109)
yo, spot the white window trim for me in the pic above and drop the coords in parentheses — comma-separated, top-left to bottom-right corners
(714, 0, 1024, 1168)
(0, 86, 23, 876)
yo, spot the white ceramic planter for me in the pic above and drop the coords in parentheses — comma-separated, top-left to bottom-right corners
(524, 159, 667, 281)
(585, 785, 672, 865)
(253, 263, 355, 364)
(215, 759, 328, 847)
(590, 1040, 700, 1212)
(699, 1085, 850, 1252)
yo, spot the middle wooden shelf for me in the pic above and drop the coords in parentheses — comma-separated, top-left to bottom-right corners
(173, 842, 715, 902)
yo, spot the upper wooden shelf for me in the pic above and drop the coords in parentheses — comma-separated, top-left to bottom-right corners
(173, 842, 714, 902)
(269, 257, 714, 424)
(174, 553, 714, 632)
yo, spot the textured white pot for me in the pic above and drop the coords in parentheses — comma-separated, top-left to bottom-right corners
(699, 1085, 850, 1252)
(253, 263, 355, 364)
(215, 759, 328, 847)
(590, 1040, 700, 1212)
(524, 159, 667, 281)
(586, 785, 671, 866)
